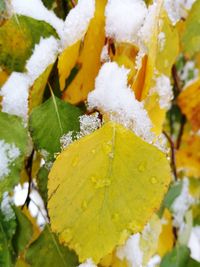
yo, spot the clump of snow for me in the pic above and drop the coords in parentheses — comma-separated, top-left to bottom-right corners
(146, 255, 161, 267)
(1, 192, 15, 221)
(139, 1, 158, 46)
(105, 0, 147, 44)
(150, 75, 173, 110)
(10, 0, 64, 38)
(26, 36, 59, 83)
(78, 259, 97, 267)
(100, 44, 110, 63)
(0, 140, 20, 180)
(153, 133, 169, 154)
(60, 131, 73, 150)
(77, 113, 102, 139)
(164, 0, 196, 25)
(179, 60, 199, 84)
(116, 233, 143, 267)
(188, 226, 200, 262)
(88, 62, 154, 143)
(172, 178, 194, 232)
(61, 0, 95, 48)
(0, 72, 31, 119)
(135, 49, 145, 70)
(158, 32, 165, 51)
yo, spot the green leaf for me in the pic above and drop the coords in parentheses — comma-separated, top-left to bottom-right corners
(0, 15, 58, 73)
(182, 0, 200, 57)
(0, 0, 6, 14)
(160, 245, 190, 267)
(29, 96, 82, 160)
(163, 181, 183, 211)
(0, 112, 28, 199)
(37, 166, 49, 205)
(0, 200, 16, 267)
(48, 122, 171, 262)
(187, 258, 200, 267)
(25, 226, 79, 267)
(12, 207, 33, 255)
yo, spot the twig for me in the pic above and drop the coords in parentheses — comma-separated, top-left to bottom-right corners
(172, 65, 182, 96)
(22, 150, 34, 208)
(163, 131, 178, 180)
(70, 0, 76, 7)
(176, 115, 186, 149)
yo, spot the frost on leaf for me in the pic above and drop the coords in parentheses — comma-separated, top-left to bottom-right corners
(0, 140, 20, 181)
(48, 122, 171, 262)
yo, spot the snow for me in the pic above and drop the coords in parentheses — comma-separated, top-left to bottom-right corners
(10, 0, 64, 38)
(139, 1, 158, 46)
(0, 72, 31, 119)
(172, 178, 194, 232)
(188, 226, 200, 262)
(60, 131, 73, 150)
(78, 259, 97, 267)
(179, 60, 199, 83)
(164, 0, 196, 25)
(1, 37, 59, 120)
(151, 75, 173, 110)
(26, 36, 59, 83)
(105, 0, 147, 44)
(61, 0, 95, 48)
(146, 255, 161, 267)
(88, 62, 154, 143)
(158, 32, 165, 51)
(0, 192, 15, 221)
(100, 44, 110, 63)
(77, 113, 102, 139)
(116, 233, 143, 267)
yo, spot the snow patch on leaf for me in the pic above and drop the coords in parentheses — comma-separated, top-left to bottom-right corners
(88, 62, 154, 143)
(61, 0, 95, 48)
(0, 72, 31, 119)
(105, 0, 147, 44)
(1, 192, 15, 221)
(172, 178, 194, 232)
(116, 233, 143, 267)
(10, 0, 64, 38)
(164, 0, 196, 25)
(78, 259, 97, 267)
(25, 36, 59, 83)
(0, 140, 20, 180)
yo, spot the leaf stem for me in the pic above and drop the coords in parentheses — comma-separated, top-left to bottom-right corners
(163, 131, 178, 180)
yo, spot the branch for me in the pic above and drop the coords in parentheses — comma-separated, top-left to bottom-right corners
(22, 150, 34, 208)
(172, 65, 182, 96)
(163, 131, 178, 180)
(176, 114, 186, 149)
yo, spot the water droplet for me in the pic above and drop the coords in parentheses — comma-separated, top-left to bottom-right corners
(60, 228, 72, 242)
(128, 221, 141, 232)
(72, 156, 78, 167)
(137, 162, 146, 172)
(81, 200, 88, 210)
(92, 149, 96, 154)
(150, 176, 158, 184)
(91, 175, 111, 188)
(109, 152, 114, 159)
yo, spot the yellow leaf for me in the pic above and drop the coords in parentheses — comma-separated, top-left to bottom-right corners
(176, 130, 200, 178)
(48, 122, 171, 263)
(178, 78, 200, 131)
(140, 214, 162, 265)
(28, 64, 53, 112)
(157, 209, 174, 257)
(142, 7, 179, 99)
(62, 0, 107, 104)
(0, 70, 8, 87)
(58, 40, 81, 91)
